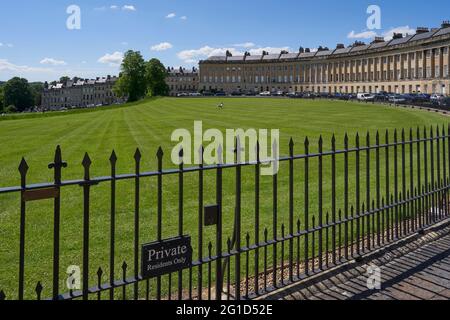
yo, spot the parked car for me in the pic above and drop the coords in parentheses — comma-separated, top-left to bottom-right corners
(416, 93, 431, 102)
(438, 97, 450, 107)
(259, 91, 271, 96)
(357, 93, 375, 101)
(286, 92, 296, 98)
(215, 92, 226, 97)
(431, 94, 445, 102)
(189, 92, 202, 97)
(388, 94, 406, 103)
(374, 93, 389, 102)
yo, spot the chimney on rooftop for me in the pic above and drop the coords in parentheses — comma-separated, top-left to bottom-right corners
(336, 43, 345, 49)
(392, 33, 403, 39)
(299, 47, 305, 53)
(442, 20, 450, 28)
(305, 48, 311, 53)
(353, 41, 365, 47)
(372, 37, 385, 44)
(416, 27, 429, 34)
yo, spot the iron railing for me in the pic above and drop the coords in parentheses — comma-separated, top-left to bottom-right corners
(0, 125, 449, 300)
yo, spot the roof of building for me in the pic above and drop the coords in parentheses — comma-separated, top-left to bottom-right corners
(207, 56, 226, 61)
(315, 49, 334, 57)
(369, 41, 389, 49)
(434, 27, 450, 37)
(199, 21, 450, 64)
(350, 44, 370, 52)
(227, 56, 245, 61)
(262, 53, 280, 60)
(410, 29, 439, 41)
(332, 47, 352, 55)
(280, 52, 299, 60)
(46, 76, 118, 90)
(245, 55, 263, 61)
(299, 51, 317, 58)
(388, 34, 414, 46)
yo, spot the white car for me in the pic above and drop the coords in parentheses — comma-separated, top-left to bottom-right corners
(259, 91, 271, 96)
(189, 92, 202, 97)
(357, 93, 375, 101)
(431, 94, 445, 102)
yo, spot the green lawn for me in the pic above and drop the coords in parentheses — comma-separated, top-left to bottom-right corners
(0, 97, 447, 300)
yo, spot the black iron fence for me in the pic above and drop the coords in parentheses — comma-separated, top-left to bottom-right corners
(0, 125, 450, 301)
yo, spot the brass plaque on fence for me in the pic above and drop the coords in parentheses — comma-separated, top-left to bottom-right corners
(22, 187, 59, 202)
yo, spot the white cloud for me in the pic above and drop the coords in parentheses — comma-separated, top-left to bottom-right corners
(382, 26, 415, 40)
(347, 30, 378, 39)
(0, 59, 53, 73)
(98, 51, 124, 66)
(166, 13, 176, 18)
(0, 43, 3, 47)
(347, 25, 416, 41)
(122, 5, 136, 11)
(233, 42, 256, 48)
(180, 16, 187, 20)
(40, 58, 67, 66)
(121, 41, 129, 46)
(177, 45, 291, 63)
(0, 42, 13, 48)
(151, 42, 173, 51)
(110, 5, 119, 10)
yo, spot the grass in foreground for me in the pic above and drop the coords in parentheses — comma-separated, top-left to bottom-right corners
(0, 97, 447, 299)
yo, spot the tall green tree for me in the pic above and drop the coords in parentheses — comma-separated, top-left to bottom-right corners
(3, 77, 34, 112)
(0, 86, 4, 112)
(113, 50, 147, 102)
(30, 82, 44, 106)
(146, 58, 169, 96)
(59, 76, 71, 84)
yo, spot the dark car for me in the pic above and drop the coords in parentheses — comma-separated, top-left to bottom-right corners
(215, 92, 226, 97)
(374, 93, 389, 102)
(416, 93, 431, 102)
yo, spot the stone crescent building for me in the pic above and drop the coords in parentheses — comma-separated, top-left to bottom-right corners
(166, 67, 199, 96)
(198, 22, 450, 95)
(42, 76, 124, 110)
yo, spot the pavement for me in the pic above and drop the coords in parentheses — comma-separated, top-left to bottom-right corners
(262, 222, 450, 300)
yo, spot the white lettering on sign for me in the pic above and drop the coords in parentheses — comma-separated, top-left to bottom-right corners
(148, 244, 188, 262)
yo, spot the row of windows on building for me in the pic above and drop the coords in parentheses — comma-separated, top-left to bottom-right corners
(204, 48, 449, 73)
(202, 65, 450, 84)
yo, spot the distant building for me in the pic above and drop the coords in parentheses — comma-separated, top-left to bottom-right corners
(166, 67, 199, 96)
(41, 76, 125, 110)
(199, 21, 450, 95)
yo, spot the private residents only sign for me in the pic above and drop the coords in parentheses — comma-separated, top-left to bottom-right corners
(141, 236, 193, 279)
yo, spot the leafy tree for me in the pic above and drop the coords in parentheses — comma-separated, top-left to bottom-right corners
(3, 77, 34, 112)
(146, 58, 169, 96)
(30, 82, 44, 106)
(113, 50, 147, 102)
(0, 86, 4, 112)
(59, 76, 70, 84)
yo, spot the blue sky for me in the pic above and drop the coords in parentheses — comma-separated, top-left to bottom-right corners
(0, 0, 449, 82)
